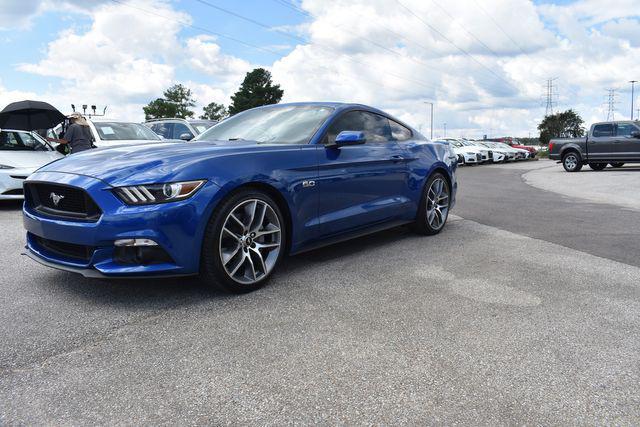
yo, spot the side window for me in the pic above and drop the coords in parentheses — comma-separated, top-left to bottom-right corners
(389, 119, 412, 141)
(616, 123, 638, 137)
(592, 124, 613, 137)
(152, 123, 172, 139)
(172, 122, 193, 140)
(326, 111, 391, 144)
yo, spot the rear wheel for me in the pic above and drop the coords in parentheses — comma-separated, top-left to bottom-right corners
(412, 172, 450, 235)
(589, 163, 607, 171)
(200, 190, 285, 293)
(610, 162, 624, 168)
(562, 152, 582, 172)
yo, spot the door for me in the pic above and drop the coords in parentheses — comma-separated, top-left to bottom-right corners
(589, 124, 614, 160)
(316, 110, 411, 237)
(613, 122, 640, 160)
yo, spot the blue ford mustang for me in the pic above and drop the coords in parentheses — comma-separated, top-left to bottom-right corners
(23, 103, 457, 292)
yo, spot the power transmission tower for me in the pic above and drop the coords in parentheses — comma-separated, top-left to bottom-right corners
(605, 89, 618, 121)
(543, 78, 558, 116)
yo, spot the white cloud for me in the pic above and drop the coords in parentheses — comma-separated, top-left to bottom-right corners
(7, 0, 640, 135)
(14, 0, 251, 121)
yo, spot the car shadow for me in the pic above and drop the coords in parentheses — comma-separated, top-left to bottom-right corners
(36, 225, 418, 306)
(0, 200, 23, 211)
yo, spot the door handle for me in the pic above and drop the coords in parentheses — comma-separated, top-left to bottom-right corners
(390, 155, 405, 162)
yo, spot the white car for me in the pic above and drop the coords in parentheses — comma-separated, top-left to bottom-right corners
(0, 130, 63, 200)
(460, 139, 491, 163)
(441, 139, 482, 165)
(87, 119, 168, 147)
(494, 142, 527, 160)
(476, 142, 506, 163)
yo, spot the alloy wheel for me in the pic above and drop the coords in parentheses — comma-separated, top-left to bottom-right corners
(219, 199, 282, 285)
(564, 154, 578, 170)
(426, 177, 450, 231)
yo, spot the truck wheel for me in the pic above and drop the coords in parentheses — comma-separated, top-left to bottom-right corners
(588, 163, 607, 171)
(562, 152, 582, 172)
(610, 162, 624, 168)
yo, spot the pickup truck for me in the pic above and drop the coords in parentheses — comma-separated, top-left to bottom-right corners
(549, 120, 640, 172)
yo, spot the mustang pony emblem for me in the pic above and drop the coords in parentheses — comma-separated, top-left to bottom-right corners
(49, 192, 65, 207)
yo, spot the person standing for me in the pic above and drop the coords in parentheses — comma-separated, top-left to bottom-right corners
(48, 113, 93, 154)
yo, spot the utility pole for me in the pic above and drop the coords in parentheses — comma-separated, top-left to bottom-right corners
(544, 77, 558, 116)
(631, 81, 638, 119)
(423, 101, 433, 140)
(606, 89, 618, 121)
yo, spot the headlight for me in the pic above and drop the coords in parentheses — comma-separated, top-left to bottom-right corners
(113, 180, 206, 205)
(0, 164, 14, 169)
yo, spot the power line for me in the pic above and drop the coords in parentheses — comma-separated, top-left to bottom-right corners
(429, 0, 501, 58)
(194, 0, 445, 93)
(109, 0, 444, 98)
(392, 0, 520, 92)
(272, 0, 530, 97)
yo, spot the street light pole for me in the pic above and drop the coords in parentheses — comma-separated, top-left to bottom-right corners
(423, 102, 433, 139)
(631, 81, 638, 119)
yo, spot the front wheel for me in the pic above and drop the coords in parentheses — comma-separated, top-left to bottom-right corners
(562, 152, 583, 172)
(610, 162, 624, 168)
(412, 172, 450, 235)
(589, 163, 607, 171)
(200, 190, 285, 293)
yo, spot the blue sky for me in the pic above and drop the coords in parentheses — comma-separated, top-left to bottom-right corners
(1, 0, 639, 137)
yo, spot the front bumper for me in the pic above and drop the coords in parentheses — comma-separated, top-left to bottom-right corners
(23, 171, 222, 278)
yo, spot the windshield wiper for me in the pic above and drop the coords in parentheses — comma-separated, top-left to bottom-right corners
(228, 137, 245, 141)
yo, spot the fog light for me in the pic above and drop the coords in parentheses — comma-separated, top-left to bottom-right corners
(113, 239, 173, 265)
(114, 238, 158, 247)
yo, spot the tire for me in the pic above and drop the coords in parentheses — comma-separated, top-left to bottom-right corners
(200, 189, 286, 293)
(412, 172, 451, 235)
(610, 162, 624, 168)
(562, 151, 582, 172)
(588, 163, 607, 171)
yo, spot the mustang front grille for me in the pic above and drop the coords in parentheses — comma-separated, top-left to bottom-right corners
(24, 183, 102, 221)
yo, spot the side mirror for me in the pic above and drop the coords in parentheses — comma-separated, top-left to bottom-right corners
(328, 131, 366, 148)
(631, 130, 640, 139)
(179, 132, 193, 141)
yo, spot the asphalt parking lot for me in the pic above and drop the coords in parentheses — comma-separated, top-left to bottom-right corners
(1, 160, 639, 425)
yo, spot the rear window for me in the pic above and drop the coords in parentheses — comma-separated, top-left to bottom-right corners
(592, 124, 613, 137)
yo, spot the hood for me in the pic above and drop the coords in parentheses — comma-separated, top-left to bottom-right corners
(37, 140, 267, 186)
(0, 150, 63, 169)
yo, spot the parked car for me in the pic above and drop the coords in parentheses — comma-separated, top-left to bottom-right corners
(476, 142, 506, 163)
(444, 139, 482, 165)
(0, 129, 62, 199)
(23, 102, 457, 293)
(87, 119, 173, 147)
(494, 142, 526, 160)
(504, 139, 537, 158)
(460, 139, 491, 163)
(549, 120, 640, 172)
(144, 118, 217, 141)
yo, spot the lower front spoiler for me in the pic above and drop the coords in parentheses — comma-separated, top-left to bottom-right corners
(22, 248, 197, 280)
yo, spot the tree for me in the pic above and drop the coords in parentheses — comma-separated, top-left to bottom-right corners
(228, 68, 284, 115)
(537, 109, 585, 145)
(143, 84, 196, 119)
(201, 102, 228, 121)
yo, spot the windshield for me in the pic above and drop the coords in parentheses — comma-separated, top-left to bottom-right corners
(191, 122, 215, 134)
(0, 130, 50, 151)
(94, 122, 160, 141)
(195, 105, 334, 144)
